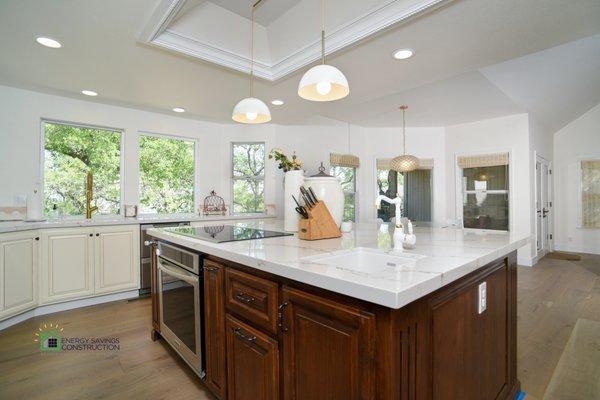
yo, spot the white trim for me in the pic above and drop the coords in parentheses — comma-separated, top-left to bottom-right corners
(517, 256, 534, 267)
(40, 119, 126, 217)
(554, 243, 600, 255)
(533, 152, 553, 260)
(0, 290, 139, 331)
(143, 0, 452, 81)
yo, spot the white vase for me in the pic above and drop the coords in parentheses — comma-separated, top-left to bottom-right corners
(304, 176, 344, 227)
(284, 170, 305, 232)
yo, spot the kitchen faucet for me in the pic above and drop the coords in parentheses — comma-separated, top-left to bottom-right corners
(85, 171, 98, 219)
(375, 194, 405, 252)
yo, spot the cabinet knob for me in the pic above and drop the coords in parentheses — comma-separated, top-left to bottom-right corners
(35, 237, 40, 241)
(89, 233, 93, 237)
(96, 233, 99, 237)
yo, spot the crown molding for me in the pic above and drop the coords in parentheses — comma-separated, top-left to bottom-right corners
(143, 0, 452, 81)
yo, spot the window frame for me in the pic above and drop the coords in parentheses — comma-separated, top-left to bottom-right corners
(577, 157, 600, 229)
(231, 141, 266, 215)
(454, 150, 514, 233)
(138, 131, 199, 215)
(39, 118, 125, 217)
(330, 165, 357, 222)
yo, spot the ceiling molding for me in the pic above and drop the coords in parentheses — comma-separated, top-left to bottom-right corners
(143, 0, 452, 81)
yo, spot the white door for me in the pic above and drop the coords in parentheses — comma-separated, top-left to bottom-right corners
(41, 228, 95, 304)
(535, 156, 552, 256)
(94, 225, 139, 294)
(0, 231, 38, 319)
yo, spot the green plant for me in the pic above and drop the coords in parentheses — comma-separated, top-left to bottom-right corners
(268, 149, 303, 172)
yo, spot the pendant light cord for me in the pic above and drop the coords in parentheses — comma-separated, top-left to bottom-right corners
(250, 5, 255, 97)
(321, 0, 325, 64)
(401, 106, 407, 155)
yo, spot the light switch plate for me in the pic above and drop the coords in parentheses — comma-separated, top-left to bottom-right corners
(478, 281, 487, 314)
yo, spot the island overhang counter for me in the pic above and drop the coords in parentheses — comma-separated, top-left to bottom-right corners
(148, 219, 528, 400)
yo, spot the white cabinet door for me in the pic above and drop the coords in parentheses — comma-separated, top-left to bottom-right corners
(41, 228, 94, 304)
(94, 225, 139, 294)
(0, 231, 38, 319)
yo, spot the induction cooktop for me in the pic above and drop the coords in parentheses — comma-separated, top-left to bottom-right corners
(165, 225, 292, 243)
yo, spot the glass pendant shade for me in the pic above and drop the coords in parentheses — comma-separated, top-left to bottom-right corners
(390, 154, 419, 172)
(298, 64, 349, 102)
(232, 97, 271, 124)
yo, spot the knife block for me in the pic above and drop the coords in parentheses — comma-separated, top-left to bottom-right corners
(298, 201, 342, 240)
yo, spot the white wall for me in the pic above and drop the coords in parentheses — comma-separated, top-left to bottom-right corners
(445, 114, 534, 264)
(553, 103, 600, 254)
(349, 125, 446, 225)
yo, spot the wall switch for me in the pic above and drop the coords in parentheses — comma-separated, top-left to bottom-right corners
(478, 282, 487, 314)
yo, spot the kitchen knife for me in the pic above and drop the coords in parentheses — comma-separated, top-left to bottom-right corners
(308, 187, 318, 204)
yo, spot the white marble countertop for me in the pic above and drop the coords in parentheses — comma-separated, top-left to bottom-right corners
(147, 219, 529, 309)
(0, 213, 271, 233)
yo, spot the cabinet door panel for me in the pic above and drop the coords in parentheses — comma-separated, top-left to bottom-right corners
(41, 228, 94, 303)
(94, 226, 139, 294)
(282, 286, 375, 400)
(0, 231, 38, 318)
(204, 260, 226, 399)
(226, 314, 279, 400)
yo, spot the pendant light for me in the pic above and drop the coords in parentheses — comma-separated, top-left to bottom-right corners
(232, 1, 271, 124)
(390, 106, 419, 172)
(298, 0, 349, 102)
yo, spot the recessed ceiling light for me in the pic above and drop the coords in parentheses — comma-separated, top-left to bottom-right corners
(393, 48, 414, 60)
(81, 90, 98, 96)
(271, 99, 284, 106)
(172, 107, 185, 113)
(36, 37, 62, 48)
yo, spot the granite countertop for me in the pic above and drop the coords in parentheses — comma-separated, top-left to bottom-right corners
(0, 213, 271, 233)
(148, 219, 529, 309)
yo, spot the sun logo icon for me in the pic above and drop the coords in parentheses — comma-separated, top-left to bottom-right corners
(34, 322, 64, 352)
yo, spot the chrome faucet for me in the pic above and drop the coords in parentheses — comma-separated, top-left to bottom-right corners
(376, 194, 405, 252)
(85, 172, 98, 219)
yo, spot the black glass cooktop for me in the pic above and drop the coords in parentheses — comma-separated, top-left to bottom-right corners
(165, 225, 292, 243)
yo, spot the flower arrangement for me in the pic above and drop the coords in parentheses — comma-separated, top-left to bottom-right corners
(268, 149, 303, 172)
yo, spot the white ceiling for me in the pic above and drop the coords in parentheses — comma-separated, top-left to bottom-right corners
(0, 0, 599, 131)
(209, 0, 299, 26)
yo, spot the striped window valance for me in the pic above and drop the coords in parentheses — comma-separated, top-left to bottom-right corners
(582, 160, 600, 228)
(330, 153, 360, 168)
(377, 158, 433, 170)
(457, 153, 509, 169)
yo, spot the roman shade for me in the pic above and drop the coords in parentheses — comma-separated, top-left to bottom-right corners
(582, 160, 600, 228)
(377, 158, 433, 170)
(457, 153, 509, 169)
(330, 153, 360, 168)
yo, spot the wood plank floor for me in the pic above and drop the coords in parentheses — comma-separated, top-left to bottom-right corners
(0, 252, 598, 400)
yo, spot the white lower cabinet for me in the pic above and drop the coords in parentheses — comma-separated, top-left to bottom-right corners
(41, 228, 95, 303)
(0, 231, 39, 320)
(94, 225, 139, 294)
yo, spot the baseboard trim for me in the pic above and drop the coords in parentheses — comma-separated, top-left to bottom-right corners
(554, 243, 600, 255)
(517, 256, 534, 267)
(0, 290, 139, 331)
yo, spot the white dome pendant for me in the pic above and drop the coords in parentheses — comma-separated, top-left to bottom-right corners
(298, 0, 349, 102)
(232, 1, 271, 124)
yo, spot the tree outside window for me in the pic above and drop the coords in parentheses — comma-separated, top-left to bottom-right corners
(232, 143, 265, 214)
(43, 121, 122, 216)
(330, 166, 356, 222)
(139, 135, 195, 214)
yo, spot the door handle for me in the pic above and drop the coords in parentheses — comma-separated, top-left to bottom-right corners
(278, 301, 289, 332)
(235, 292, 255, 304)
(234, 327, 256, 342)
(542, 208, 549, 218)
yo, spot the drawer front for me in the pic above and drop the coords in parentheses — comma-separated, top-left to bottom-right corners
(225, 268, 279, 334)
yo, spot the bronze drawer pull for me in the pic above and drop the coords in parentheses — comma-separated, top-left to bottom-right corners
(204, 266, 219, 272)
(278, 301, 289, 332)
(235, 292, 256, 303)
(234, 327, 256, 342)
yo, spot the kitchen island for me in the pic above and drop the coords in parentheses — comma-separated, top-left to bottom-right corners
(148, 219, 528, 400)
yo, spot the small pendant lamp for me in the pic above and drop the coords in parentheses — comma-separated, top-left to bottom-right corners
(232, 1, 271, 124)
(298, 0, 349, 102)
(390, 106, 419, 172)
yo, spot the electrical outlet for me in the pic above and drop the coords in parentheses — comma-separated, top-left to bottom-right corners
(478, 282, 487, 314)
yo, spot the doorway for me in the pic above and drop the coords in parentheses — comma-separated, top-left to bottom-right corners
(535, 155, 553, 258)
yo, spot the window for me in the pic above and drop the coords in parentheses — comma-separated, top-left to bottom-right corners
(458, 154, 509, 231)
(581, 160, 600, 228)
(43, 121, 122, 216)
(330, 166, 356, 222)
(139, 134, 195, 214)
(376, 159, 432, 223)
(232, 143, 265, 214)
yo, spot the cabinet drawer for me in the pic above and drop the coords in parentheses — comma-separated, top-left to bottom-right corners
(225, 268, 279, 334)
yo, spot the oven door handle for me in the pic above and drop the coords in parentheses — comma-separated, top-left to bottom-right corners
(158, 259, 198, 285)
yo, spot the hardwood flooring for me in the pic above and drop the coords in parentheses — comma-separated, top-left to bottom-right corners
(0, 252, 598, 400)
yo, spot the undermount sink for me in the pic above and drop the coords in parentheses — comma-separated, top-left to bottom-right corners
(304, 247, 426, 273)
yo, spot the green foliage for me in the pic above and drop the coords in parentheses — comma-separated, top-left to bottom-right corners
(331, 166, 356, 222)
(139, 135, 195, 214)
(267, 148, 302, 172)
(233, 143, 265, 213)
(44, 122, 121, 216)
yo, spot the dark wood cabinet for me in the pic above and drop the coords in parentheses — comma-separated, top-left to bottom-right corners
(204, 260, 227, 399)
(280, 286, 376, 400)
(225, 314, 279, 400)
